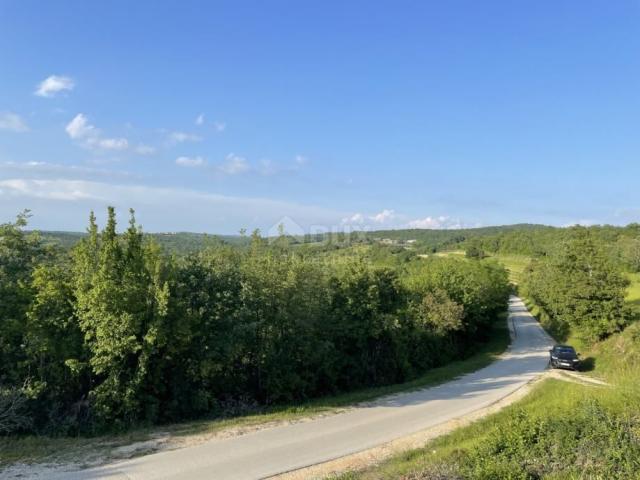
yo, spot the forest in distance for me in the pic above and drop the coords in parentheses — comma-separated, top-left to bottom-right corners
(0, 207, 635, 439)
(37, 219, 640, 270)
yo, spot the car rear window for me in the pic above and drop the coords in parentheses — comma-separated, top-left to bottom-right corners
(556, 347, 575, 354)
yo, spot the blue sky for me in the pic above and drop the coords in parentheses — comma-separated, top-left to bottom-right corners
(1, 0, 639, 234)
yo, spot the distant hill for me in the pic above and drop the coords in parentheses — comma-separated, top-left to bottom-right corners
(362, 224, 555, 251)
(35, 224, 555, 255)
(36, 223, 638, 257)
(37, 230, 250, 254)
(296, 224, 557, 253)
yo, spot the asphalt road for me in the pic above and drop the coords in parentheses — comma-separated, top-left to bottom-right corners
(61, 296, 552, 480)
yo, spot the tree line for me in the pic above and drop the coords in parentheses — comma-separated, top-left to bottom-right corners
(0, 208, 510, 435)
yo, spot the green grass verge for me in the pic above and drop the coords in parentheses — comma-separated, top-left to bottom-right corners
(336, 374, 640, 480)
(0, 315, 510, 467)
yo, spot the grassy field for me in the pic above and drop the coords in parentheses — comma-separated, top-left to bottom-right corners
(0, 316, 510, 467)
(488, 253, 531, 285)
(336, 272, 640, 480)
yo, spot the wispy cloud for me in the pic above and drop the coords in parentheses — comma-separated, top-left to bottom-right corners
(0, 178, 345, 233)
(371, 209, 396, 224)
(294, 154, 308, 166)
(65, 113, 96, 139)
(342, 209, 397, 226)
(176, 156, 207, 167)
(255, 155, 309, 176)
(91, 138, 128, 151)
(0, 160, 135, 181)
(0, 178, 96, 201)
(193, 114, 225, 132)
(407, 215, 466, 229)
(0, 112, 29, 132)
(257, 158, 277, 175)
(562, 219, 598, 227)
(217, 153, 249, 175)
(167, 131, 202, 145)
(35, 75, 75, 98)
(341, 210, 469, 230)
(65, 113, 129, 152)
(135, 144, 156, 155)
(341, 213, 366, 225)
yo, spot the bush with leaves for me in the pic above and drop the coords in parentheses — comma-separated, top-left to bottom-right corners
(0, 382, 32, 434)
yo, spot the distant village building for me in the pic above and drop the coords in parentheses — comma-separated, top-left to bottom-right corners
(377, 238, 417, 246)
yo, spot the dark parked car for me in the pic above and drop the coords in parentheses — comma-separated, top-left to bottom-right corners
(549, 345, 580, 370)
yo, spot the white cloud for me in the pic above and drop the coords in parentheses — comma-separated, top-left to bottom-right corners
(342, 209, 396, 226)
(195, 113, 205, 126)
(89, 137, 129, 151)
(218, 153, 249, 175)
(256, 155, 309, 176)
(0, 112, 29, 132)
(176, 156, 206, 167)
(563, 219, 597, 227)
(65, 113, 96, 139)
(341, 210, 468, 230)
(135, 144, 156, 155)
(35, 75, 75, 97)
(371, 209, 396, 224)
(213, 121, 226, 132)
(65, 113, 130, 152)
(341, 213, 366, 225)
(407, 216, 465, 229)
(168, 131, 202, 144)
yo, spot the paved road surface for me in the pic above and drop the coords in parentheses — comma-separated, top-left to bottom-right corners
(61, 296, 552, 480)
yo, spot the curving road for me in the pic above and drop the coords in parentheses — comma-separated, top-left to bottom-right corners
(61, 296, 552, 480)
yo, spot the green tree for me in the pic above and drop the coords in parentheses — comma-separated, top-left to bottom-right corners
(24, 263, 88, 432)
(414, 288, 464, 335)
(74, 208, 170, 427)
(465, 239, 485, 259)
(326, 259, 405, 388)
(0, 211, 47, 385)
(525, 227, 629, 342)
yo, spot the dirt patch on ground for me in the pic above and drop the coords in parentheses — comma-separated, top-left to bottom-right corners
(546, 369, 610, 387)
(0, 433, 172, 480)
